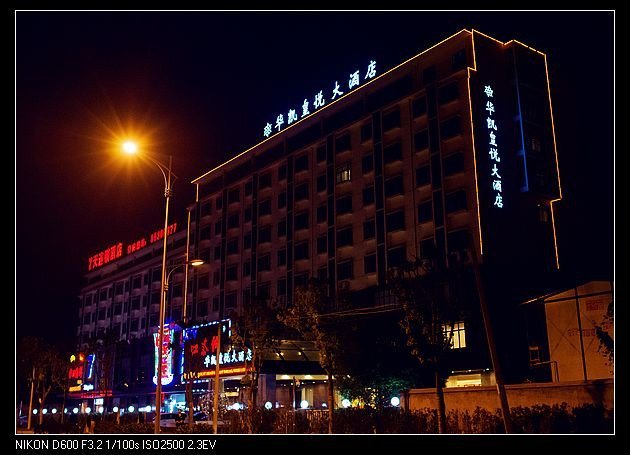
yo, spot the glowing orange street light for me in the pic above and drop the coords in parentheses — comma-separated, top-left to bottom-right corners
(122, 141, 138, 155)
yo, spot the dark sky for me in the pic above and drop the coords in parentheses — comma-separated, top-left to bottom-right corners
(16, 11, 614, 349)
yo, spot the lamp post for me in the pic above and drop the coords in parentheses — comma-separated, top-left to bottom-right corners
(121, 141, 173, 434)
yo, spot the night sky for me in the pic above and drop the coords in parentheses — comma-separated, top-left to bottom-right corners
(16, 11, 614, 349)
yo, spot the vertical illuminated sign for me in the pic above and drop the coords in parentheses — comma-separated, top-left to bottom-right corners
(484, 85, 503, 209)
(153, 325, 174, 386)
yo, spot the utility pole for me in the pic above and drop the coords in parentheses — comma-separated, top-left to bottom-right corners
(212, 323, 221, 434)
(27, 366, 35, 431)
(470, 245, 513, 433)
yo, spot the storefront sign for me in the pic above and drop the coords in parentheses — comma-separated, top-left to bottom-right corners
(153, 324, 175, 386)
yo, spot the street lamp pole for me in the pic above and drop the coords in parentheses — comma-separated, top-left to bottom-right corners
(155, 155, 173, 434)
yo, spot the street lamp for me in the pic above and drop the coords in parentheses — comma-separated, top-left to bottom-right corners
(121, 141, 174, 434)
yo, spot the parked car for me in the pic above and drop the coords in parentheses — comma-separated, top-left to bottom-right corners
(193, 411, 208, 423)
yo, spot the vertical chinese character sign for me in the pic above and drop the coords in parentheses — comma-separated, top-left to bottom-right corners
(484, 85, 503, 209)
(153, 325, 174, 386)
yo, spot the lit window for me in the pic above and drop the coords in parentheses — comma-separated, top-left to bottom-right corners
(336, 163, 352, 184)
(443, 321, 466, 349)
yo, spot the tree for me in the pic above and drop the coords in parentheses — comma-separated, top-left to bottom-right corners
(279, 278, 339, 434)
(230, 294, 282, 433)
(596, 301, 614, 372)
(387, 256, 469, 433)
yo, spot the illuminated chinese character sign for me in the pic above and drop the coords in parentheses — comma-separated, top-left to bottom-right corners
(262, 60, 378, 139)
(153, 324, 175, 386)
(183, 320, 251, 379)
(67, 352, 96, 393)
(483, 85, 504, 209)
(87, 222, 177, 271)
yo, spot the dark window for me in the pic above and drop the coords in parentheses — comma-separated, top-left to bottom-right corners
(414, 130, 429, 151)
(277, 218, 287, 237)
(200, 224, 212, 240)
(431, 155, 442, 188)
(227, 238, 238, 255)
(115, 282, 124, 295)
(434, 190, 444, 223)
(172, 284, 182, 298)
(452, 48, 467, 71)
(361, 123, 372, 142)
(316, 145, 327, 163)
(336, 194, 353, 215)
(227, 212, 240, 229)
(258, 255, 271, 272)
(200, 201, 212, 217)
(295, 182, 309, 201)
(416, 165, 431, 187)
(317, 266, 328, 281)
(443, 152, 465, 176)
(149, 313, 158, 326)
(277, 249, 287, 267)
(438, 82, 459, 105)
(445, 190, 467, 213)
(228, 188, 240, 204)
(243, 289, 251, 306)
(216, 197, 223, 210)
(213, 246, 221, 261)
(383, 142, 403, 164)
(212, 296, 220, 312)
(244, 231, 252, 249)
(197, 299, 208, 317)
(336, 163, 352, 184)
(225, 293, 237, 309)
(214, 220, 222, 236)
(200, 248, 210, 264)
(363, 219, 375, 240)
(382, 108, 401, 131)
(198, 274, 210, 289)
(258, 283, 271, 300)
(364, 253, 377, 274)
(362, 186, 375, 206)
(316, 205, 327, 223)
(130, 319, 139, 332)
(421, 237, 435, 259)
(132, 276, 142, 289)
(278, 164, 287, 181)
(440, 117, 462, 139)
(295, 154, 309, 172)
(258, 226, 271, 244)
(131, 296, 140, 310)
(317, 235, 327, 254)
(388, 245, 407, 267)
(385, 175, 404, 197)
(243, 261, 251, 277)
(337, 260, 354, 280)
(316, 174, 327, 193)
(152, 268, 161, 282)
(213, 271, 220, 286)
(259, 199, 272, 216)
(362, 154, 374, 174)
(244, 206, 252, 222)
(278, 191, 287, 209)
(417, 201, 433, 223)
(337, 227, 353, 247)
(226, 265, 238, 281)
(259, 173, 272, 189)
(113, 303, 122, 315)
(295, 241, 309, 260)
(335, 133, 351, 153)
(277, 278, 287, 296)
(447, 230, 471, 255)
(244, 181, 253, 196)
(295, 211, 309, 230)
(412, 96, 427, 118)
(386, 210, 406, 232)
(294, 274, 309, 288)
(423, 65, 436, 84)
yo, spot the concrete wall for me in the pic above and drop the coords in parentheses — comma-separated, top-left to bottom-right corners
(403, 379, 613, 412)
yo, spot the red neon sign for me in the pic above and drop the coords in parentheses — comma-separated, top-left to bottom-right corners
(87, 223, 177, 271)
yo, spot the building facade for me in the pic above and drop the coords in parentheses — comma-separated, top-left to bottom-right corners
(74, 29, 563, 411)
(188, 29, 562, 383)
